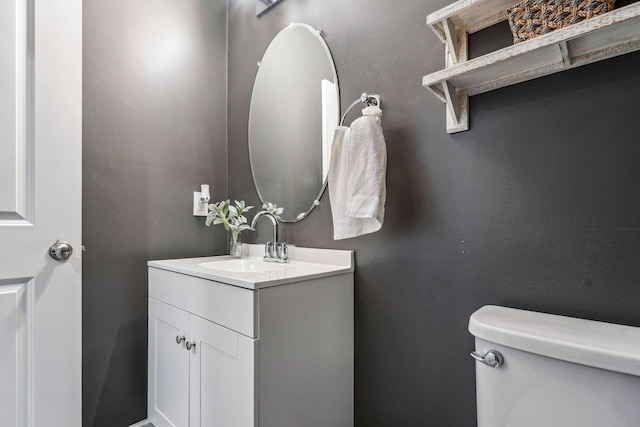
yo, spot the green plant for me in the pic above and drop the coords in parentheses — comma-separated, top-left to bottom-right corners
(206, 200, 254, 241)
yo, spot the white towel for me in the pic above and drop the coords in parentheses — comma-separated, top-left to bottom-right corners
(328, 106, 387, 240)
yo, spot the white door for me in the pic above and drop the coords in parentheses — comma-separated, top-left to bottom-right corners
(0, 0, 82, 426)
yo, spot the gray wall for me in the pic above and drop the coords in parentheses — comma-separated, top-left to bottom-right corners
(228, 0, 640, 425)
(82, 0, 640, 425)
(83, 1, 228, 426)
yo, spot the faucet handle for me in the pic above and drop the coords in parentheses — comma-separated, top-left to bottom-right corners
(265, 242, 274, 258)
(277, 243, 289, 261)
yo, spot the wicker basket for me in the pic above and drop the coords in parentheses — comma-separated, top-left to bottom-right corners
(507, 0, 616, 43)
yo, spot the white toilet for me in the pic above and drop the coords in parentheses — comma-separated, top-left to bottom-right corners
(469, 305, 640, 427)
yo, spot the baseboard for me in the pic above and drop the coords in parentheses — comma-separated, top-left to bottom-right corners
(128, 419, 152, 427)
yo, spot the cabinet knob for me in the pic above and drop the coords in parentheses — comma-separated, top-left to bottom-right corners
(186, 341, 196, 350)
(176, 335, 185, 344)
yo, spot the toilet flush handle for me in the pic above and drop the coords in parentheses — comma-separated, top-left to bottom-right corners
(471, 350, 504, 368)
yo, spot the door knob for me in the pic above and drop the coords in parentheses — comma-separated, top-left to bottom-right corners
(49, 240, 73, 261)
(186, 341, 196, 350)
(176, 335, 185, 344)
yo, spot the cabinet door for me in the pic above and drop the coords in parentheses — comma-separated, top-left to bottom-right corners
(189, 315, 256, 427)
(149, 299, 191, 427)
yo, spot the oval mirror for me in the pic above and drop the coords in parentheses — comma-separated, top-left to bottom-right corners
(249, 23, 339, 222)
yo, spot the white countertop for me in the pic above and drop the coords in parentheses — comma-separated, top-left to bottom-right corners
(148, 244, 354, 290)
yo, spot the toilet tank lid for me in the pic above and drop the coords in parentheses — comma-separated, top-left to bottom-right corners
(469, 305, 640, 377)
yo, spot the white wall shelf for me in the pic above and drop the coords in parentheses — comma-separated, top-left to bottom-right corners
(423, 1, 640, 133)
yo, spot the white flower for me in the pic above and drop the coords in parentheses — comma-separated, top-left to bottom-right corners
(262, 202, 284, 219)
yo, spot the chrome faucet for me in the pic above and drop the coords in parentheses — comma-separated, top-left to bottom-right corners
(250, 210, 289, 263)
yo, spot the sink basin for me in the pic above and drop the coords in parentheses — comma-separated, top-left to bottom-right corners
(198, 259, 292, 273)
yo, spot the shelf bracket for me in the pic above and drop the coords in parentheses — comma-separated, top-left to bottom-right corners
(430, 20, 447, 43)
(443, 81, 469, 133)
(436, 18, 468, 132)
(442, 19, 465, 64)
(558, 41, 572, 67)
(441, 21, 468, 133)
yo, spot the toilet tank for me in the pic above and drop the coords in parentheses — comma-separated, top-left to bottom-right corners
(469, 305, 640, 427)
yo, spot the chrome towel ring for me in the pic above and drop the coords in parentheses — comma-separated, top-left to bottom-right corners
(340, 93, 382, 126)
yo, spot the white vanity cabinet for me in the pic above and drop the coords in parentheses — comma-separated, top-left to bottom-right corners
(149, 297, 255, 427)
(148, 246, 354, 427)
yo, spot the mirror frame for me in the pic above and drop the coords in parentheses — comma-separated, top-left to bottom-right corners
(248, 23, 340, 222)
(256, 0, 285, 17)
